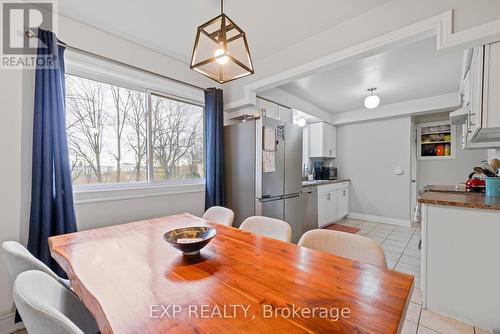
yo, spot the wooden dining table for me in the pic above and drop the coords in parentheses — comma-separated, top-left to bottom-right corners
(49, 213, 414, 334)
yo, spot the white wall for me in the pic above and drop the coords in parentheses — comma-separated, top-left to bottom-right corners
(415, 113, 488, 188)
(0, 70, 24, 333)
(332, 117, 412, 224)
(0, 13, 210, 329)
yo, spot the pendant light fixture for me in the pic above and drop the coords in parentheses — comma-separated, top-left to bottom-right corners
(364, 88, 380, 109)
(190, 0, 254, 84)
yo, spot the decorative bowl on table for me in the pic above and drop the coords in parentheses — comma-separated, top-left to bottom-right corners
(163, 226, 216, 256)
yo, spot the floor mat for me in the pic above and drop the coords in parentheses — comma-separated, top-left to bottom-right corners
(323, 223, 360, 234)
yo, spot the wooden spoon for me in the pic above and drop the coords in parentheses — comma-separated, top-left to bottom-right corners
(490, 158, 500, 174)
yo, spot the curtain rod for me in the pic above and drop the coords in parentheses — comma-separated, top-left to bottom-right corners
(25, 31, 208, 92)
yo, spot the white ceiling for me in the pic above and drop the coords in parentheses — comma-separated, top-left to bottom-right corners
(59, 0, 390, 63)
(279, 38, 464, 113)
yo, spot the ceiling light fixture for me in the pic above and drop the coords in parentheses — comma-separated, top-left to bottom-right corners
(297, 118, 307, 127)
(364, 88, 380, 109)
(190, 0, 254, 84)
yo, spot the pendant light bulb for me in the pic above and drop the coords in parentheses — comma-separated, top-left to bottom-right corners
(364, 88, 380, 109)
(214, 48, 229, 64)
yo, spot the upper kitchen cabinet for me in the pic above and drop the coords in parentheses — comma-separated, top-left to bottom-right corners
(257, 98, 278, 119)
(256, 98, 293, 123)
(461, 41, 500, 146)
(309, 122, 336, 158)
(277, 105, 293, 124)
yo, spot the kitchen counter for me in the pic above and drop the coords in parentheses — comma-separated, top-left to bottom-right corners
(418, 190, 500, 211)
(302, 179, 350, 187)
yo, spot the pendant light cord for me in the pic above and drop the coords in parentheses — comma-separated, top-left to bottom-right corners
(220, 0, 224, 14)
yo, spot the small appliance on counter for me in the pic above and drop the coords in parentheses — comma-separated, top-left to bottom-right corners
(465, 173, 486, 193)
(464, 160, 500, 194)
(312, 160, 337, 180)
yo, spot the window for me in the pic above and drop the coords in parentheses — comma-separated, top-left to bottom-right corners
(65, 74, 204, 187)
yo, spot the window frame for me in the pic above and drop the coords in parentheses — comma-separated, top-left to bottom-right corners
(65, 52, 206, 196)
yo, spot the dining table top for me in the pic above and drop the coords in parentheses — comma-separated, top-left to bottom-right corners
(48, 213, 414, 334)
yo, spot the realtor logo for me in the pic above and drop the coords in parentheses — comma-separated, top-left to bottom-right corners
(1, 0, 57, 68)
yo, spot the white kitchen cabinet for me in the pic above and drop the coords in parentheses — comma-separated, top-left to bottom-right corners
(257, 98, 278, 120)
(278, 105, 293, 124)
(309, 122, 336, 158)
(317, 181, 349, 227)
(421, 202, 500, 330)
(256, 98, 293, 123)
(318, 190, 336, 227)
(463, 41, 500, 146)
(336, 187, 349, 219)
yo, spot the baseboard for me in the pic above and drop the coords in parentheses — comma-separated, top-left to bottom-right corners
(347, 213, 411, 227)
(0, 313, 24, 334)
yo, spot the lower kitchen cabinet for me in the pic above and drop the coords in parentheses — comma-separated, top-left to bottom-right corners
(317, 181, 350, 228)
(337, 187, 349, 219)
(318, 190, 337, 227)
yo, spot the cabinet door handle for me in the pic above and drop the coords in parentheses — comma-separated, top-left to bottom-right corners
(327, 193, 331, 200)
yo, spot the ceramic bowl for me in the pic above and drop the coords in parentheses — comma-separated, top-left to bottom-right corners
(163, 226, 216, 255)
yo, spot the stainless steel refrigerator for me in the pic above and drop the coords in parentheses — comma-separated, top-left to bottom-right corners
(224, 116, 303, 243)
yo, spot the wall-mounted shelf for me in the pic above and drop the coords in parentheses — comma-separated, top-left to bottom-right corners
(417, 121, 456, 160)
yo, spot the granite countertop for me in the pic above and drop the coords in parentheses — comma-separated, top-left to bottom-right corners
(419, 190, 500, 211)
(302, 179, 350, 187)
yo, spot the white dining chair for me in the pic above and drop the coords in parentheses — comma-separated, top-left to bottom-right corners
(14, 270, 99, 334)
(2, 241, 71, 290)
(202, 206, 235, 227)
(298, 229, 387, 268)
(240, 216, 292, 242)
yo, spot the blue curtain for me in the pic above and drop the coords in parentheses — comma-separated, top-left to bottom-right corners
(27, 29, 77, 277)
(204, 88, 225, 210)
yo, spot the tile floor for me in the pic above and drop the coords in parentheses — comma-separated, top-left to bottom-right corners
(337, 218, 492, 334)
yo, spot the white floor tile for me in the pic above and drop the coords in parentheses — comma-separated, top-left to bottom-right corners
(401, 320, 418, 334)
(391, 230, 415, 237)
(405, 241, 421, 250)
(387, 259, 397, 269)
(358, 222, 378, 229)
(410, 288, 422, 305)
(395, 263, 421, 276)
(387, 233, 412, 242)
(384, 250, 403, 261)
(383, 239, 408, 248)
(417, 326, 440, 334)
(403, 248, 421, 257)
(373, 225, 395, 233)
(405, 302, 422, 323)
(367, 231, 391, 238)
(419, 309, 474, 334)
(382, 244, 406, 254)
(399, 254, 421, 267)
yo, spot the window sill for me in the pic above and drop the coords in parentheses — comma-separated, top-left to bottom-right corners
(73, 181, 205, 205)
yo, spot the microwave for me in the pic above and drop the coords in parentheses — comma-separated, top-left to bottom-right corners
(315, 167, 338, 180)
(325, 167, 337, 180)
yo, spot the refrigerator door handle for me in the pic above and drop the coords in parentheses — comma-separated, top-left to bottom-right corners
(257, 195, 285, 203)
(281, 193, 301, 200)
(258, 193, 301, 202)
